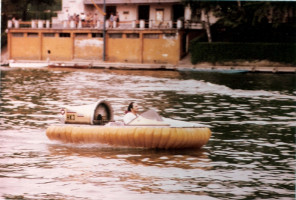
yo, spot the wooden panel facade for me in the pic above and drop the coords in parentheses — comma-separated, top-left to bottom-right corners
(8, 29, 184, 64)
(10, 32, 40, 60)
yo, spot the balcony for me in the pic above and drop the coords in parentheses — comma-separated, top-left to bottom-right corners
(83, 0, 180, 5)
(7, 19, 204, 30)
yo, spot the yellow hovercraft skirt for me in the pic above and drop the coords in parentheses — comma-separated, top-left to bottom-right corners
(46, 125, 211, 149)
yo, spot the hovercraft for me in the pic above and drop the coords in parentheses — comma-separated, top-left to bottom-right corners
(46, 100, 211, 149)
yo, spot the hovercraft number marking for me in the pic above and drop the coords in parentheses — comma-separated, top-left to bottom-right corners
(67, 114, 75, 120)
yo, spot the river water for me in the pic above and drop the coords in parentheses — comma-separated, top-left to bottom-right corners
(0, 67, 295, 200)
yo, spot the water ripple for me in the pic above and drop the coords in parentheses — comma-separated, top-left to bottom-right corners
(0, 68, 294, 199)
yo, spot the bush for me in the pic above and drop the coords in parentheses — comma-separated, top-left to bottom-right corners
(189, 42, 296, 65)
(1, 32, 7, 48)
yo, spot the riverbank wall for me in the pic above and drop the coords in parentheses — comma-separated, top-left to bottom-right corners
(2, 59, 296, 73)
(1, 45, 295, 73)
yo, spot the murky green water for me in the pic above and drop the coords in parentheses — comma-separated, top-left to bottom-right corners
(0, 67, 295, 199)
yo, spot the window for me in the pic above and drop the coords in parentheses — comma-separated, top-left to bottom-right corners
(59, 33, 70, 37)
(12, 33, 24, 37)
(126, 33, 139, 39)
(43, 33, 55, 37)
(27, 33, 38, 37)
(156, 9, 164, 21)
(144, 33, 159, 39)
(109, 33, 122, 38)
(75, 33, 88, 38)
(92, 33, 103, 38)
(164, 33, 176, 39)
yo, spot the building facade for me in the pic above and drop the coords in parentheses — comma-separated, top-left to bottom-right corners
(7, 0, 217, 64)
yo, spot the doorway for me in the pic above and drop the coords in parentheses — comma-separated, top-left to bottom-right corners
(138, 5, 150, 21)
(106, 6, 116, 20)
(173, 4, 184, 21)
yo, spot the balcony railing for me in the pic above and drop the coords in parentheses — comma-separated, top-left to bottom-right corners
(7, 19, 204, 30)
(83, 0, 180, 5)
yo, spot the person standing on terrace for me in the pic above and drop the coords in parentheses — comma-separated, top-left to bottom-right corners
(64, 9, 70, 25)
(93, 13, 99, 27)
(80, 12, 86, 26)
(109, 13, 114, 28)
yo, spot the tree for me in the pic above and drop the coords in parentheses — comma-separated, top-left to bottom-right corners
(182, 1, 295, 42)
(2, 0, 61, 20)
(1, 0, 61, 47)
(182, 1, 219, 42)
(213, 1, 296, 42)
(214, 1, 296, 28)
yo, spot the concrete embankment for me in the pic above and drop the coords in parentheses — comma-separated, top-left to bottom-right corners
(1, 47, 295, 73)
(3, 60, 295, 73)
(1, 44, 295, 73)
(90, 62, 296, 73)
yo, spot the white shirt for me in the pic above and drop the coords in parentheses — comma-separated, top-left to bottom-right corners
(123, 112, 138, 125)
(80, 13, 86, 20)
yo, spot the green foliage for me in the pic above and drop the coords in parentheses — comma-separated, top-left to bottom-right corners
(189, 42, 296, 65)
(1, 32, 7, 48)
(211, 22, 296, 43)
(182, 1, 296, 43)
(181, 1, 296, 28)
(1, 0, 61, 20)
(213, 1, 296, 28)
(1, 0, 61, 40)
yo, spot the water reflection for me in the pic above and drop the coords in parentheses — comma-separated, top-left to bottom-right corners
(179, 71, 296, 94)
(47, 144, 211, 169)
(0, 67, 295, 199)
(45, 144, 215, 198)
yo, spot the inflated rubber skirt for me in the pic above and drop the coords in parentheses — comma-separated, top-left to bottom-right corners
(46, 125, 211, 149)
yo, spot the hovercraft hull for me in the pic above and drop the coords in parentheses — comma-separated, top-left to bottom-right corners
(46, 125, 211, 149)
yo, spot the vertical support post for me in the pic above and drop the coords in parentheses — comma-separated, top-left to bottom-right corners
(39, 31, 42, 60)
(8, 31, 11, 60)
(72, 32, 75, 60)
(32, 20, 36, 28)
(8, 20, 13, 28)
(149, 20, 152, 28)
(46, 20, 50, 28)
(140, 32, 143, 63)
(15, 20, 19, 28)
(103, 0, 106, 61)
(140, 20, 145, 28)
